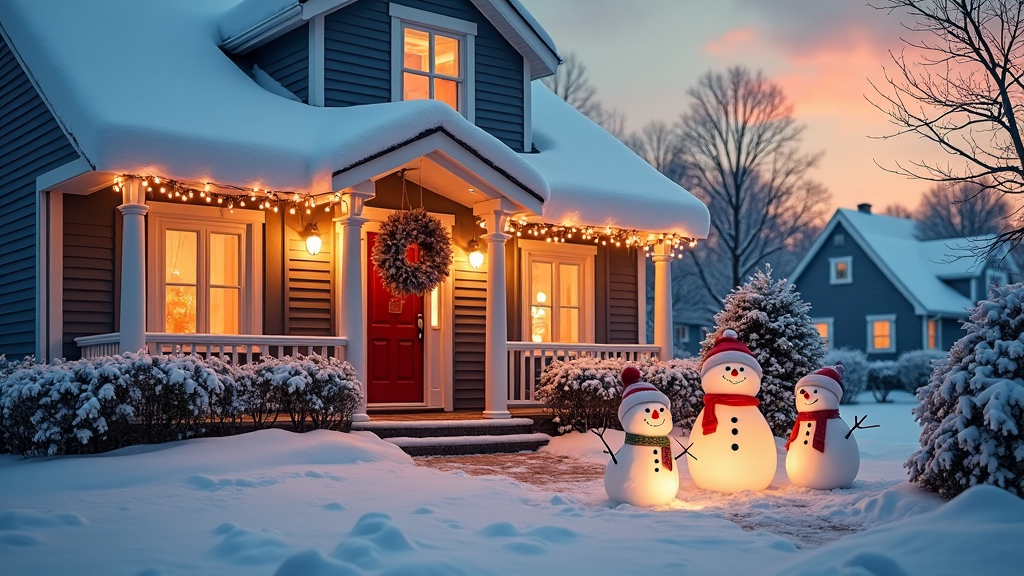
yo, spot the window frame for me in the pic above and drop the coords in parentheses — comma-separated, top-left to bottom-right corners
(925, 318, 940, 350)
(147, 202, 264, 335)
(866, 314, 897, 353)
(812, 317, 834, 351)
(519, 239, 596, 344)
(829, 256, 853, 285)
(674, 324, 689, 343)
(389, 3, 476, 121)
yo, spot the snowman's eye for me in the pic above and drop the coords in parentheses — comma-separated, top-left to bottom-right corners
(739, 367, 745, 372)
(813, 389, 818, 394)
(725, 366, 731, 371)
(799, 389, 805, 395)
(645, 408, 651, 413)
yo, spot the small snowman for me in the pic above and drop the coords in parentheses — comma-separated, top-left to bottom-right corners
(602, 367, 680, 507)
(785, 364, 874, 490)
(687, 329, 777, 493)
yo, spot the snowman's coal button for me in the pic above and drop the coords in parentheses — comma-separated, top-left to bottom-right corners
(731, 417, 738, 423)
(731, 443, 739, 451)
(653, 449, 659, 454)
(731, 428, 739, 435)
(807, 423, 812, 428)
(655, 468, 660, 472)
(805, 431, 810, 436)
(803, 440, 808, 445)
(654, 459, 660, 464)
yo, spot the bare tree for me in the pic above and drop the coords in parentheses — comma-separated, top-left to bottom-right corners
(915, 180, 1012, 239)
(543, 51, 629, 139)
(869, 0, 1024, 251)
(884, 203, 916, 218)
(677, 67, 830, 301)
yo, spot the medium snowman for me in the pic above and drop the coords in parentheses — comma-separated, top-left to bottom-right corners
(603, 367, 679, 507)
(785, 364, 863, 490)
(687, 329, 777, 493)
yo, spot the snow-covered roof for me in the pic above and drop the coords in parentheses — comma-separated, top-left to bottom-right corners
(790, 209, 991, 316)
(0, 0, 707, 238)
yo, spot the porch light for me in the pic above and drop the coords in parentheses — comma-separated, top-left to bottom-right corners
(468, 238, 484, 269)
(304, 223, 322, 256)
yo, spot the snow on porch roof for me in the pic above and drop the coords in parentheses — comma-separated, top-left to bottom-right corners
(0, 0, 708, 238)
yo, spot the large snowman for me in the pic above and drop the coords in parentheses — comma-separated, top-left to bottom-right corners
(688, 329, 777, 493)
(603, 367, 679, 507)
(785, 364, 860, 490)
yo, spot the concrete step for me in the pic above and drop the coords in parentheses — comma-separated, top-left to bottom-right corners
(383, 433, 551, 456)
(350, 418, 535, 439)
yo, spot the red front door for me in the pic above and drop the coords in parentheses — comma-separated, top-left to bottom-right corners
(366, 232, 425, 403)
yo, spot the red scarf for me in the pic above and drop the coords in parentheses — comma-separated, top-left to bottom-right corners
(785, 410, 841, 452)
(701, 394, 761, 435)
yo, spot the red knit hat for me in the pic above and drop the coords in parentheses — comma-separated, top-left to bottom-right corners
(700, 329, 763, 378)
(618, 380, 671, 422)
(796, 364, 845, 402)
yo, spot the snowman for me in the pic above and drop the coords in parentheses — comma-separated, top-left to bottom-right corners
(687, 329, 777, 493)
(602, 367, 680, 507)
(785, 364, 868, 490)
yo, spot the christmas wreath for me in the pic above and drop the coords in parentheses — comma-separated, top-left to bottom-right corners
(371, 207, 453, 297)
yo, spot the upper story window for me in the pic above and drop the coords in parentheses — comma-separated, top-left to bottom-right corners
(390, 4, 476, 120)
(829, 256, 853, 285)
(674, 324, 689, 343)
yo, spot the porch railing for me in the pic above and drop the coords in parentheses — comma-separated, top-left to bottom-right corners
(506, 342, 661, 405)
(75, 332, 348, 365)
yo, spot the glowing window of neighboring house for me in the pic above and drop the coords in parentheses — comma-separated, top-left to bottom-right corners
(867, 315, 896, 353)
(520, 240, 595, 344)
(829, 256, 852, 285)
(812, 317, 834, 350)
(927, 319, 939, 350)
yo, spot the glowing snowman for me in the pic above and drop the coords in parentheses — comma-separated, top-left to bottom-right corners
(687, 329, 777, 493)
(603, 367, 679, 507)
(785, 365, 860, 490)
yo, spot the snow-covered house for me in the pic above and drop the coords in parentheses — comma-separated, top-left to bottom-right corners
(790, 204, 1016, 358)
(0, 0, 709, 420)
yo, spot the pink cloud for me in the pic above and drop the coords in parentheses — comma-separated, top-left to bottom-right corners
(702, 26, 757, 56)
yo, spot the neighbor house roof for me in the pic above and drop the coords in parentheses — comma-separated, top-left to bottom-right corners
(0, 0, 708, 239)
(790, 208, 993, 317)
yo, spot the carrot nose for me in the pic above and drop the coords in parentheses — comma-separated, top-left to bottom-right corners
(651, 410, 659, 419)
(731, 369, 738, 377)
(803, 392, 811, 399)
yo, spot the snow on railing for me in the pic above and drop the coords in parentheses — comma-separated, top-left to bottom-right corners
(75, 332, 348, 365)
(506, 342, 660, 404)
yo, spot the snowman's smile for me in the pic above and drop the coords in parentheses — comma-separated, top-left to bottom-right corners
(803, 398, 819, 406)
(644, 417, 666, 427)
(722, 375, 746, 385)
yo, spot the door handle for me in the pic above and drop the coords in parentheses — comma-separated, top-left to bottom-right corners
(417, 313, 424, 341)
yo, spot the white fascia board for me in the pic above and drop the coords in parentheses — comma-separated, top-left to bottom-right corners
(221, 4, 304, 54)
(469, 0, 558, 79)
(301, 0, 359, 20)
(331, 131, 543, 215)
(35, 157, 91, 192)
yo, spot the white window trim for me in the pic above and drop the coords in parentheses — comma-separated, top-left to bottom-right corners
(866, 314, 896, 353)
(146, 202, 264, 335)
(389, 3, 476, 122)
(923, 317, 941, 350)
(812, 317, 834, 351)
(519, 239, 596, 344)
(829, 256, 853, 285)
(674, 324, 689, 343)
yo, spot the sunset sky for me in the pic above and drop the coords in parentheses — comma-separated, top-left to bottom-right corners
(518, 0, 944, 214)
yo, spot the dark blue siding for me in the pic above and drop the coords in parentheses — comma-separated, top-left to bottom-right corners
(0, 36, 80, 359)
(941, 318, 964, 351)
(795, 222, 920, 359)
(250, 23, 309, 103)
(944, 277, 972, 299)
(323, 0, 525, 150)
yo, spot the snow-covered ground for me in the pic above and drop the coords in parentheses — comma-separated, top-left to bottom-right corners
(2, 391, 1022, 576)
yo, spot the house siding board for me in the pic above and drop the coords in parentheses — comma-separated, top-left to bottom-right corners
(944, 277, 972, 299)
(62, 193, 118, 360)
(284, 213, 334, 336)
(249, 23, 309, 103)
(794, 222, 920, 359)
(0, 36, 79, 358)
(941, 318, 963, 351)
(323, 0, 525, 150)
(605, 246, 638, 344)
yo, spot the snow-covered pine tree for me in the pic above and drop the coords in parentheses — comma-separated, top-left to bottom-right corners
(699, 265, 826, 437)
(906, 284, 1024, 499)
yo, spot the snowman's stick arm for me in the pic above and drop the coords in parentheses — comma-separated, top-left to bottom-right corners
(671, 437, 697, 461)
(845, 415, 880, 439)
(591, 428, 618, 465)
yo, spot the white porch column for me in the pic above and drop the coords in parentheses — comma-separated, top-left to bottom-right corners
(118, 178, 149, 354)
(474, 199, 515, 419)
(337, 181, 375, 422)
(652, 240, 674, 360)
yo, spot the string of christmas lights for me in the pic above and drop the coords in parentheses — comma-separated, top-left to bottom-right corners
(478, 217, 698, 257)
(112, 174, 341, 215)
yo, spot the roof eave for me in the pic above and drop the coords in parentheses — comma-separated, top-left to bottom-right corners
(221, 3, 304, 54)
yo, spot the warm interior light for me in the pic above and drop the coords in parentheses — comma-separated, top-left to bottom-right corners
(430, 287, 440, 328)
(304, 224, 322, 256)
(536, 291, 547, 304)
(468, 238, 484, 269)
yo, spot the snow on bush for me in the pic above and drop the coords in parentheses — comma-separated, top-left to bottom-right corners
(868, 360, 900, 403)
(700, 266, 826, 437)
(536, 356, 703, 434)
(120, 353, 222, 444)
(907, 284, 1024, 499)
(254, 354, 363, 432)
(824, 348, 869, 403)
(896, 349, 947, 394)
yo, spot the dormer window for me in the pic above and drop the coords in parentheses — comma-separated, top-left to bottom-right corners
(390, 3, 476, 120)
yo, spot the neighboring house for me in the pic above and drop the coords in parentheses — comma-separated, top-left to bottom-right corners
(0, 0, 709, 420)
(673, 315, 711, 358)
(791, 204, 1017, 359)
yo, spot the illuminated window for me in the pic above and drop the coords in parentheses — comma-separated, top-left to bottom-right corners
(390, 4, 475, 118)
(927, 319, 938, 350)
(866, 314, 896, 353)
(812, 317, 834, 350)
(520, 240, 595, 344)
(829, 256, 852, 285)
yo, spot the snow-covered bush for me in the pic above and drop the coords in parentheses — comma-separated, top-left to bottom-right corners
(867, 360, 900, 402)
(823, 348, 869, 403)
(700, 266, 826, 436)
(118, 353, 222, 443)
(1, 361, 51, 455)
(204, 357, 246, 434)
(536, 357, 624, 434)
(256, 354, 362, 432)
(896, 349, 947, 394)
(907, 284, 1024, 499)
(641, 358, 703, 431)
